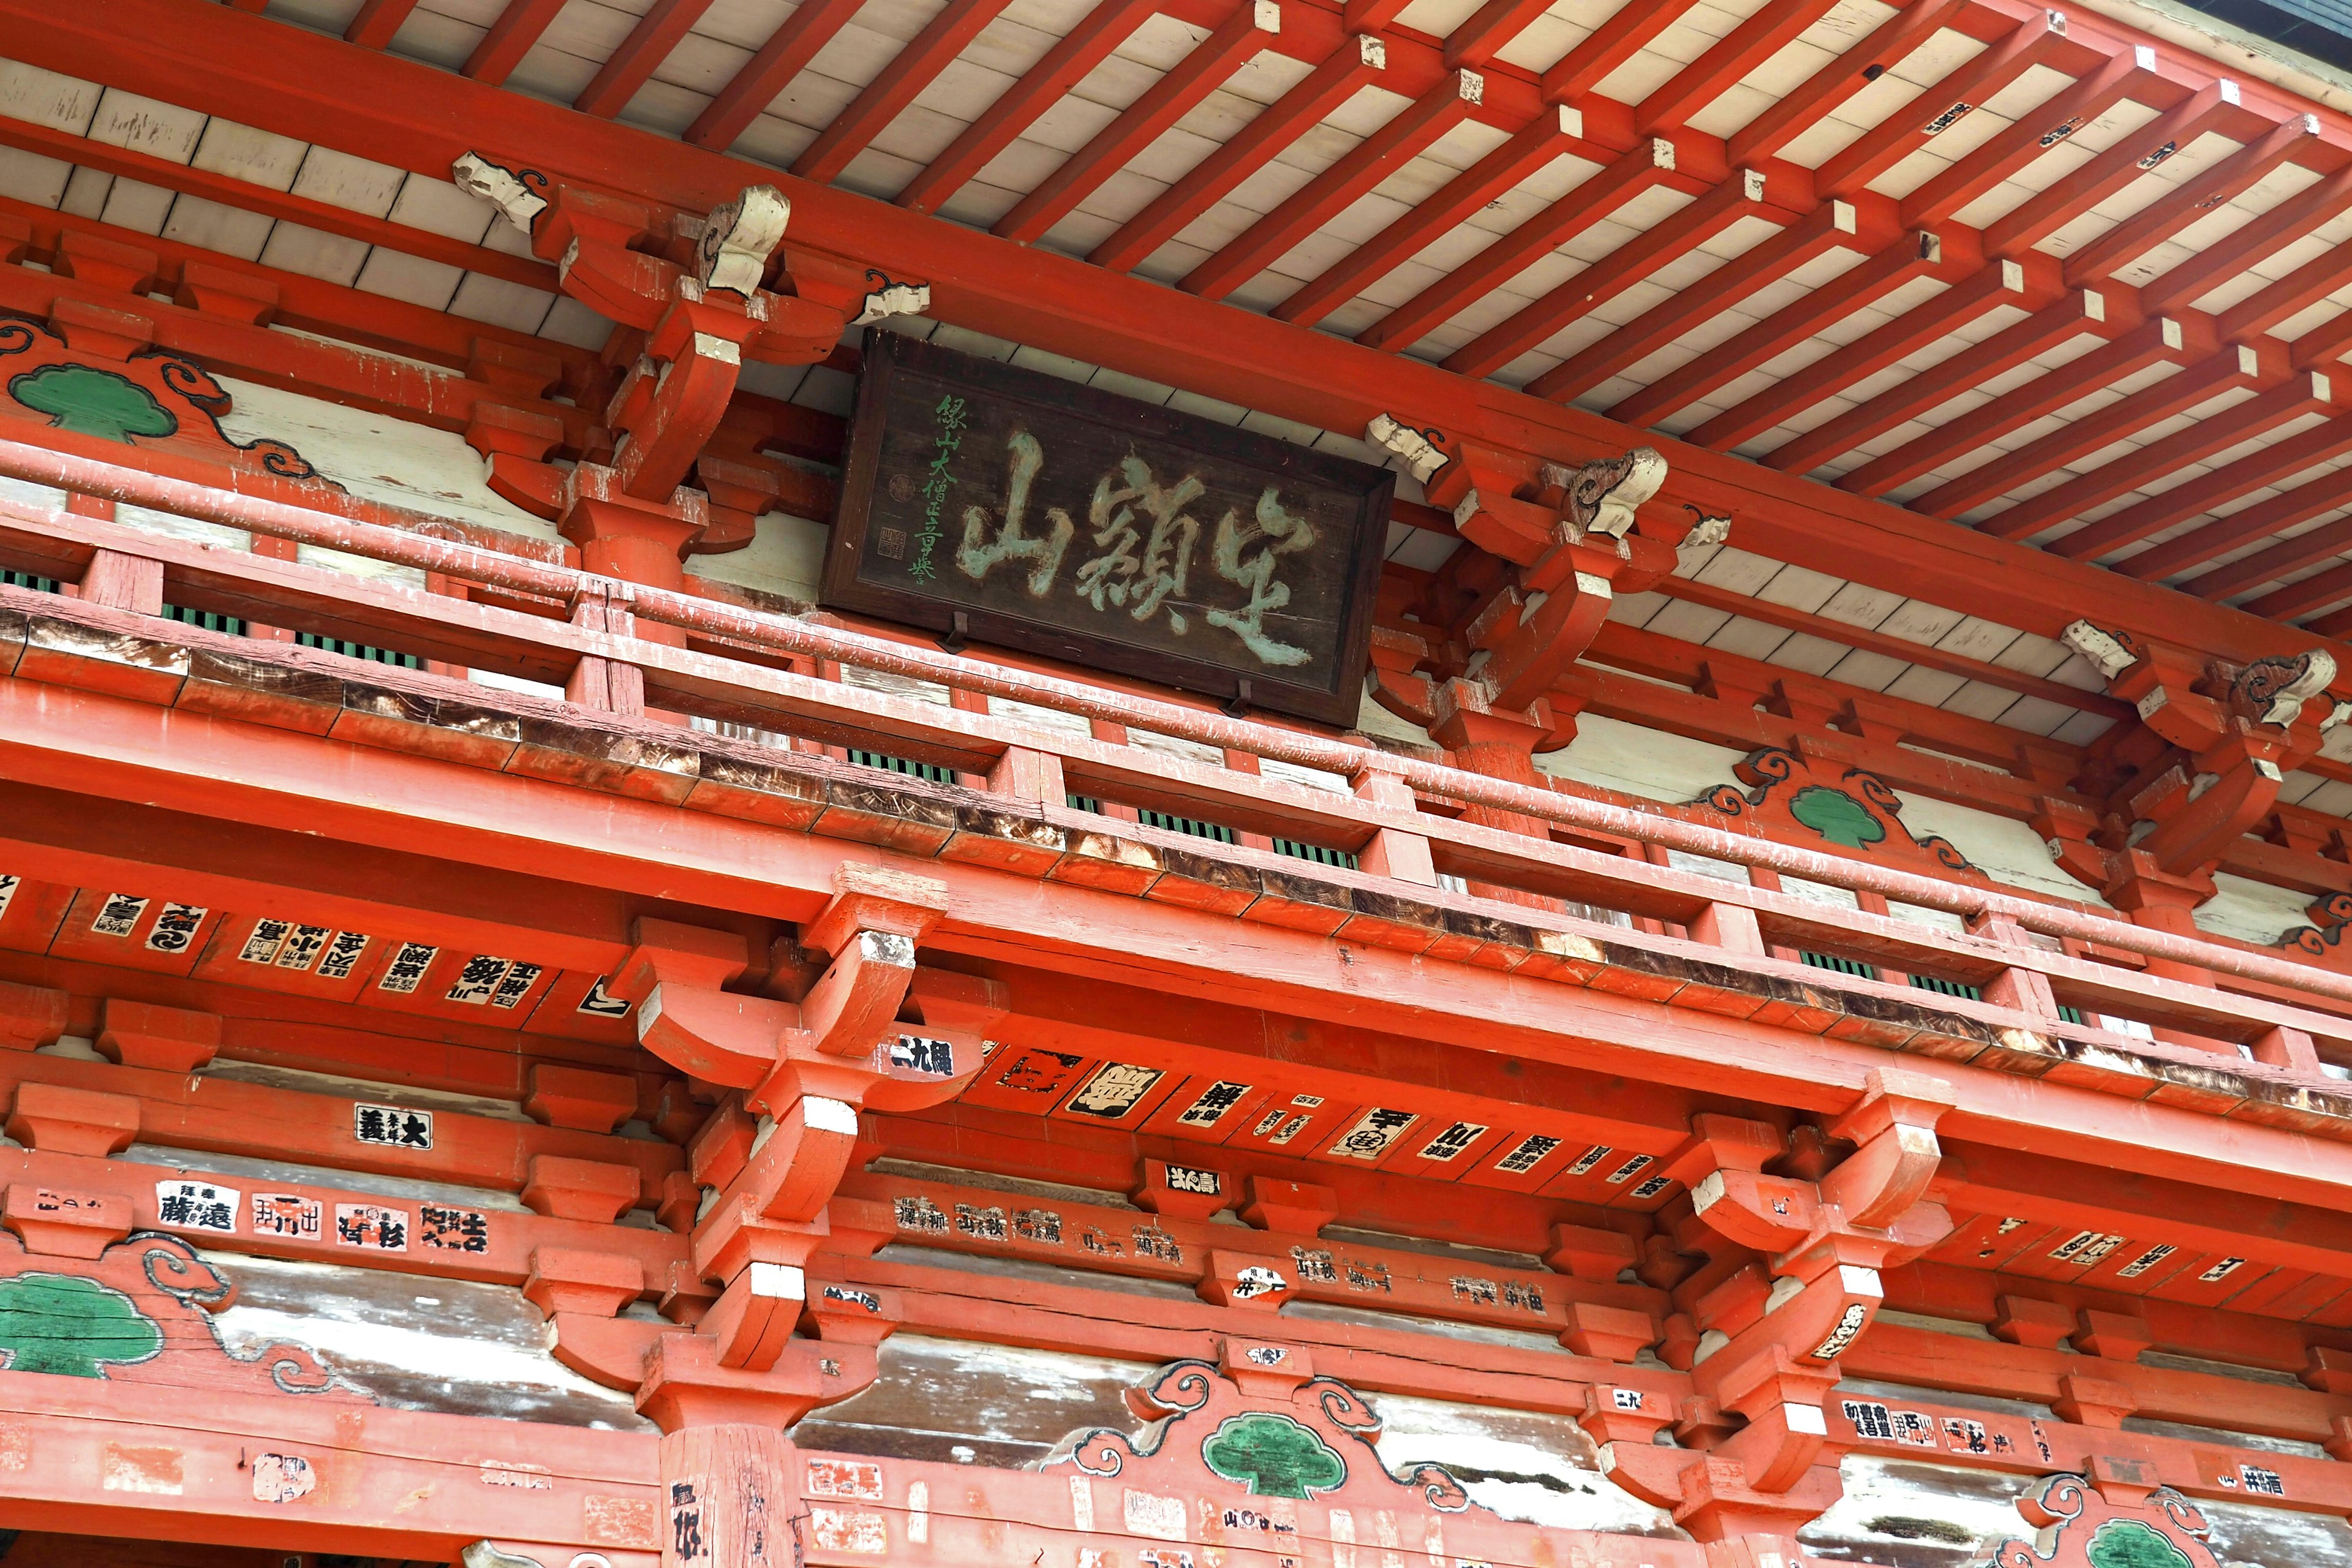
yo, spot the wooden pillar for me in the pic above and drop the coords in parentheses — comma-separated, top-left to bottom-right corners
(660, 1425, 793, 1568)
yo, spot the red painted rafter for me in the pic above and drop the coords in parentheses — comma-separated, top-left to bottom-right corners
(1727, 0, 1969, 165)
(1694, 255, 2043, 455)
(2056, 407, 2352, 567)
(1981, 371, 2331, 544)
(994, 1, 1278, 244)
(1610, 227, 1943, 429)
(1758, 278, 2093, 474)
(684, 0, 867, 153)
(1635, 0, 1843, 136)
(2217, 232, 2352, 344)
(1645, 577, 2133, 720)
(1538, 0, 1695, 103)
(1899, 45, 2152, 230)
(895, 0, 1159, 215)
(1442, 170, 1770, 380)
(1812, 9, 2066, 201)
(1528, 197, 1866, 403)
(2297, 590, 2352, 636)
(1183, 69, 1484, 301)
(2252, 556, 2352, 622)
(1354, 137, 1686, 353)
(1091, 33, 1390, 276)
(463, 0, 568, 87)
(0, 116, 558, 293)
(797, 0, 1018, 184)
(344, 0, 419, 49)
(2154, 474, 2352, 590)
(1833, 314, 2184, 496)
(575, 0, 717, 118)
(1913, 345, 2261, 521)
(1273, 104, 1581, 328)
(1443, 0, 1552, 69)
(2059, 111, 2322, 288)
(2139, 162, 2352, 318)
(1981, 78, 2243, 257)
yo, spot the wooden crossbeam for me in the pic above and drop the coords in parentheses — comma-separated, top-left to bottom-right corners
(2060, 110, 2323, 289)
(993, 0, 1279, 244)
(343, 0, 420, 49)
(1917, 346, 2261, 522)
(1899, 45, 2153, 230)
(1813, 9, 2065, 201)
(2142, 163, 2352, 318)
(684, 0, 867, 152)
(1528, 197, 1863, 404)
(895, 0, 1160, 214)
(1982, 77, 2244, 258)
(1091, 32, 1391, 275)
(575, 0, 720, 119)
(1694, 254, 2041, 455)
(462, 0, 570, 87)
(1833, 313, 2181, 497)
(1273, 102, 1583, 328)
(794, 0, 1020, 184)
(1442, 170, 1770, 380)
(2253, 556, 2352, 622)
(2168, 482, 2352, 592)
(1184, 69, 1485, 301)
(1634, 0, 1844, 137)
(1990, 372, 2331, 546)
(2059, 409, 2352, 568)
(1354, 137, 1685, 353)
(1538, 0, 1695, 102)
(1616, 230, 1945, 431)
(1727, 0, 1969, 166)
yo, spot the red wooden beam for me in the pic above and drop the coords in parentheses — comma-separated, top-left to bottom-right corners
(1273, 103, 1582, 328)
(2054, 404, 2352, 567)
(895, 0, 1159, 215)
(684, 0, 867, 152)
(1691, 252, 2041, 454)
(1727, 0, 1970, 166)
(1610, 228, 1943, 430)
(2297, 582, 2352, 634)
(462, 0, 568, 87)
(1984, 371, 2331, 545)
(1981, 77, 2243, 258)
(575, 0, 720, 119)
(1443, 0, 1552, 69)
(0, 116, 559, 294)
(1813, 9, 2067, 200)
(2155, 472, 2352, 591)
(1645, 577, 2132, 720)
(1354, 137, 1684, 353)
(2140, 162, 2352, 318)
(1916, 344, 2261, 521)
(1527, 198, 1866, 404)
(1091, 33, 1390, 275)
(1898, 45, 2152, 230)
(794, 0, 1019, 184)
(2059, 110, 2323, 289)
(1833, 313, 2183, 496)
(344, 0, 420, 49)
(2255, 557, 2352, 622)
(994, 0, 1278, 244)
(1184, 69, 1484, 301)
(1442, 170, 1770, 380)
(1634, 0, 1842, 137)
(2217, 236, 2352, 345)
(1759, 279, 2095, 475)
(1539, 0, 1695, 103)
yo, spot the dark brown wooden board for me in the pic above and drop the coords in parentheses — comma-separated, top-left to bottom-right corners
(823, 330, 1394, 726)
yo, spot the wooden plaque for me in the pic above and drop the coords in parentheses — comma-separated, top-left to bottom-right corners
(823, 330, 1394, 726)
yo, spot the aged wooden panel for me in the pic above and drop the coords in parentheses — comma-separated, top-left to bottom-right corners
(824, 331, 1393, 726)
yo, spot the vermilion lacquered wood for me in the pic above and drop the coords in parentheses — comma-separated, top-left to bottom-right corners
(464, 0, 571, 86)
(343, 0, 421, 48)
(684, 0, 867, 152)
(1091, 32, 1390, 276)
(793, 0, 1017, 184)
(2049, 399, 2352, 561)
(575, 0, 720, 118)
(895, 0, 1159, 215)
(1632, 0, 1842, 137)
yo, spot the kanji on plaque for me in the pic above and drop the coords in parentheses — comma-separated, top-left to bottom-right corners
(334, 1204, 409, 1251)
(156, 1180, 239, 1234)
(378, 941, 438, 994)
(420, 1204, 490, 1253)
(91, 894, 148, 938)
(826, 331, 1390, 726)
(353, 1102, 434, 1150)
(144, 902, 207, 953)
